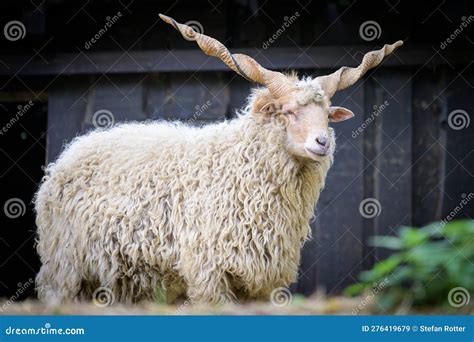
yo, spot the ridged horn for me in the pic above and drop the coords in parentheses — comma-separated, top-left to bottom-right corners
(316, 41, 403, 98)
(159, 14, 295, 98)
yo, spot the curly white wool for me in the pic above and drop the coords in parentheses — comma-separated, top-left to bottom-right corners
(34, 92, 335, 304)
(296, 77, 326, 105)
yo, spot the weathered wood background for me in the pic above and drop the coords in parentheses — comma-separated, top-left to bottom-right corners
(0, 0, 473, 300)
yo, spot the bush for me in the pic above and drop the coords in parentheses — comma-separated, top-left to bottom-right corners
(344, 220, 474, 310)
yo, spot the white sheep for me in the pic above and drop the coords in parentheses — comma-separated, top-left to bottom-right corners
(34, 14, 402, 304)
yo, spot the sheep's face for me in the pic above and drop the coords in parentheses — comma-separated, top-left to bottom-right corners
(253, 80, 354, 161)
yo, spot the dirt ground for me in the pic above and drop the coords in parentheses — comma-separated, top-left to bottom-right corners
(1, 295, 469, 315)
(1, 295, 370, 315)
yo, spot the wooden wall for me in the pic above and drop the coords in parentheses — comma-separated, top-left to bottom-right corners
(1, 0, 473, 297)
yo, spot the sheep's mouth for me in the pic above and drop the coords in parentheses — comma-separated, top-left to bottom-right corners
(305, 147, 328, 157)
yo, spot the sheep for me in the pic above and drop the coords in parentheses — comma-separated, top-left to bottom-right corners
(34, 14, 402, 305)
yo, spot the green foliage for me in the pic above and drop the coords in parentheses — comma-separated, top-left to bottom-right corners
(344, 220, 474, 310)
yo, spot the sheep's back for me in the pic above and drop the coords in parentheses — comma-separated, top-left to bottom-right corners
(35, 122, 201, 274)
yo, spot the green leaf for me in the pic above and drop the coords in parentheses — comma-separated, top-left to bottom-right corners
(344, 220, 474, 311)
(442, 220, 474, 241)
(400, 227, 428, 247)
(344, 283, 366, 297)
(360, 255, 402, 282)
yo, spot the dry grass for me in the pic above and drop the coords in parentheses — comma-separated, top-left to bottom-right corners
(1, 295, 368, 315)
(2, 294, 469, 315)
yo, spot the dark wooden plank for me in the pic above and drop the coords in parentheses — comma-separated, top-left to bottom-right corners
(442, 68, 474, 220)
(412, 68, 445, 226)
(296, 76, 365, 295)
(227, 75, 252, 119)
(48, 74, 148, 162)
(46, 76, 93, 162)
(83, 74, 147, 130)
(146, 72, 230, 124)
(0, 101, 45, 298)
(0, 47, 468, 77)
(144, 74, 168, 120)
(361, 76, 378, 271)
(372, 69, 413, 261)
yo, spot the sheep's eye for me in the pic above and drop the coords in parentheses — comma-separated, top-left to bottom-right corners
(283, 110, 296, 117)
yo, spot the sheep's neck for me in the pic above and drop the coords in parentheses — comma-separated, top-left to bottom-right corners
(236, 116, 330, 240)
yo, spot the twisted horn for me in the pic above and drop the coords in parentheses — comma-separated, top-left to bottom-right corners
(159, 14, 294, 98)
(316, 41, 403, 98)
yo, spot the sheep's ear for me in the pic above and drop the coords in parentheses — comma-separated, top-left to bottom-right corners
(259, 102, 278, 116)
(328, 106, 354, 122)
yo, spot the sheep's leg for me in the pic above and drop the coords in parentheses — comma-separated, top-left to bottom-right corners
(36, 261, 82, 305)
(164, 276, 187, 304)
(252, 288, 273, 302)
(165, 287, 187, 304)
(160, 273, 187, 304)
(185, 273, 235, 304)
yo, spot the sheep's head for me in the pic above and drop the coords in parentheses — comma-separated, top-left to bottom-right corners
(160, 14, 403, 161)
(248, 77, 355, 160)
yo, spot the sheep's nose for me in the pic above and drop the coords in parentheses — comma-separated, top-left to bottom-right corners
(316, 134, 328, 147)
